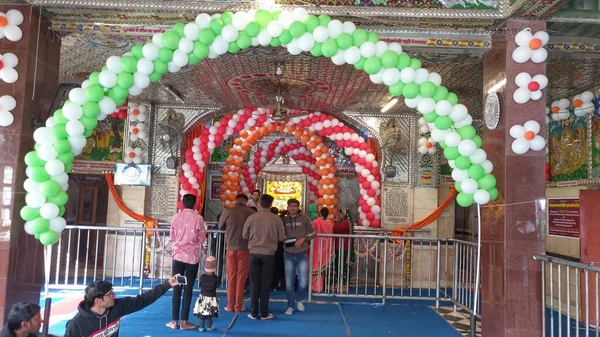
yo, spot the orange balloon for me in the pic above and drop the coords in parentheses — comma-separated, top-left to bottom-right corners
(314, 150, 322, 157)
(223, 166, 231, 174)
(234, 138, 243, 146)
(330, 208, 337, 215)
(240, 130, 249, 138)
(301, 135, 311, 143)
(278, 124, 286, 132)
(228, 148, 238, 155)
(321, 168, 330, 176)
(333, 188, 340, 194)
(333, 199, 339, 206)
(227, 194, 236, 201)
(326, 157, 334, 164)
(330, 167, 337, 174)
(241, 143, 252, 152)
(219, 194, 228, 202)
(294, 130, 304, 138)
(234, 159, 243, 167)
(321, 146, 329, 153)
(318, 197, 325, 205)
(222, 175, 231, 182)
(331, 177, 339, 184)
(316, 159, 326, 167)
(323, 178, 331, 185)
(325, 199, 333, 206)
(318, 188, 325, 196)
(225, 157, 234, 165)
(220, 184, 228, 192)
(288, 125, 297, 132)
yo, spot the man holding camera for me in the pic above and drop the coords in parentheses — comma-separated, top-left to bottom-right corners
(282, 198, 315, 315)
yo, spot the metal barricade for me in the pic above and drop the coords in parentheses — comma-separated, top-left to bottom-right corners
(450, 240, 481, 316)
(534, 254, 600, 337)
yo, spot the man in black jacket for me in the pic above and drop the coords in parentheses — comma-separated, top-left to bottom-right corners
(0, 302, 46, 337)
(64, 275, 179, 337)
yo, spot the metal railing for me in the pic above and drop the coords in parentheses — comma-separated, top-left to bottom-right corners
(43, 225, 481, 332)
(534, 254, 600, 337)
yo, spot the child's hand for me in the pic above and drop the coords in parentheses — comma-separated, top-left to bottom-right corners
(168, 274, 180, 287)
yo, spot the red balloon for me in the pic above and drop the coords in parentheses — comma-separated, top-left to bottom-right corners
(177, 201, 184, 209)
(358, 158, 366, 166)
(189, 189, 198, 196)
(333, 126, 342, 133)
(214, 134, 223, 144)
(367, 213, 375, 221)
(361, 181, 371, 190)
(367, 189, 376, 197)
(371, 219, 380, 227)
(179, 176, 187, 184)
(117, 111, 127, 120)
(360, 143, 368, 150)
(361, 204, 370, 213)
(185, 149, 193, 157)
(182, 182, 191, 190)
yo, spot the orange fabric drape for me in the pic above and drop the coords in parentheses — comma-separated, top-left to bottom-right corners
(105, 173, 157, 235)
(367, 137, 379, 163)
(391, 187, 458, 237)
(182, 124, 207, 212)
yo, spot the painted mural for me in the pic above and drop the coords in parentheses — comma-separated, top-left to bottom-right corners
(592, 117, 600, 178)
(547, 116, 588, 182)
(78, 118, 125, 162)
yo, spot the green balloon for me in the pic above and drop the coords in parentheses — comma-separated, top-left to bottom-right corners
(31, 217, 50, 235)
(321, 39, 338, 58)
(83, 128, 94, 138)
(158, 48, 174, 63)
(402, 83, 420, 99)
(336, 33, 352, 50)
(308, 203, 318, 212)
(318, 15, 331, 27)
(47, 191, 68, 206)
(34, 232, 40, 240)
(89, 72, 100, 85)
(120, 56, 137, 74)
(221, 11, 233, 25)
(255, 10, 272, 28)
(85, 85, 105, 102)
(388, 82, 405, 97)
(199, 28, 216, 45)
(352, 29, 368, 47)
(53, 139, 71, 154)
(53, 109, 68, 125)
(34, 143, 40, 151)
(117, 72, 134, 89)
(113, 96, 127, 106)
(396, 53, 411, 70)
(447, 92, 459, 105)
(31, 167, 50, 183)
(172, 22, 186, 37)
(435, 116, 453, 130)
(25, 151, 45, 167)
(420, 81, 437, 98)
(82, 101, 100, 118)
(423, 112, 439, 123)
(305, 15, 319, 33)
(488, 187, 499, 201)
(364, 57, 382, 75)
(245, 22, 261, 38)
(80, 116, 98, 131)
(40, 180, 61, 198)
(468, 164, 485, 180)
(439, 141, 447, 149)
(457, 126, 477, 140)
(101, 66, 108, 72)
(473, 135, 483, 148)
(193, 41, 209, 60)
(444, 146, 460, 160)
(380, 50, 399, 69)
(354, 57, 366, 70)
(162, 31, 180, 50)
(40, 230, 58, 246)
(236, 31, 252, 49)
(57, 152, 75, 166)
(51, 124, 68, 139)
(367, 32, 379, 43)
(310, 43, 323, 57)
(271, 10, 281, 20)
(410, 58, 422, 70)
(477, 174, 497, 190)
(454, 181, 463, 193)
(20, 206, 40, 221)
(153, 60, 168, 75)
(270, 37, 281, 47)
(188, 53, 201, 65)
(109, 86, 128, 100)
(58, 206, 66, 217)
(279, 30, 292, 44)
(131, 45, 144, 59)
(228, 42, 240, 54)
(455, 155, 471, 170)
(433, 85, 449, 102)
(456, 192, 474, 207)
(65, 163, 73, 173)
(289, 22, 306, 38)
(149, 72, 162, 83)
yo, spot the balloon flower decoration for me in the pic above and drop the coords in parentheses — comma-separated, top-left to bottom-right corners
(20, 8, 500, 245)
(512, 28, 549, 64)
(550, 99, 570, 121)
(0, 52, 19, 83)
(0, 10, 24, 42)
(513, 72, 548, 104)
(418, 137, 436, 154)
(573, 91, 595, 117)
(0, 95, 16, 127)
(510, 120, 546, 154)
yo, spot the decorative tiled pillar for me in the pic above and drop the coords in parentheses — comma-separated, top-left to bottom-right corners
(480, 20, 547, 336)
(0, 5, 60, 323)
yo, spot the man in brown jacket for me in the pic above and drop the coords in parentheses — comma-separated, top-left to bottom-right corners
(219, 194, 256, 313)
(242, 194, 286, 320)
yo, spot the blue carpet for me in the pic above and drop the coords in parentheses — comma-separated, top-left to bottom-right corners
(340, 302, 462, 337)
(545, 306, 596, 337)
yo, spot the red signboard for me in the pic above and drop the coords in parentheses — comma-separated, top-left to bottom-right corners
(548, 198, 580, 238)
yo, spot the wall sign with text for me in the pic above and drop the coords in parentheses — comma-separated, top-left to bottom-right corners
(547, 198, 580, 238)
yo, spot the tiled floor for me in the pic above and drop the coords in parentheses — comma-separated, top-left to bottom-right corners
(433, 306, 481, 337)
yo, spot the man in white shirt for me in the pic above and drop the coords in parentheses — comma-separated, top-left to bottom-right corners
(246, 189, 261, 208)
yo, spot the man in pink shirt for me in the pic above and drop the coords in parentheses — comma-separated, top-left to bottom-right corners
(166, 194, 205, 330)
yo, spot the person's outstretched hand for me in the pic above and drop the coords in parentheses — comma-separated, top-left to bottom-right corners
(168, 274, 180, 287)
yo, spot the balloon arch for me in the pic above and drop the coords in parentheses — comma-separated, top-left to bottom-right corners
(19, 8, 499, 246)
(179, 108, 382, 225)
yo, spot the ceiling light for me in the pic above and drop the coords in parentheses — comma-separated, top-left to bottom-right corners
(487, 78, 506, 95)
(381, 98, 398, 113)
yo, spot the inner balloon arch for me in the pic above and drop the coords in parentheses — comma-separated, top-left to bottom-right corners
(20, 8, 500, 246)
(180, 108, 382, 225)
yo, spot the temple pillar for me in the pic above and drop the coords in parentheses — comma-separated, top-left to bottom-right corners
(0, 5, 61, 323)
(480, 20, 546, 336)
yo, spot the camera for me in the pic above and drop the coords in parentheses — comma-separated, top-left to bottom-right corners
(177, 275, 187, 285)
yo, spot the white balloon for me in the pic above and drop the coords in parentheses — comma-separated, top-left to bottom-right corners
(66, 120, 84, 136)
(531, 49, 548, 63)
(473, 189, 490, 204)
(106, 56, 123, 74)
(24, 221, 36, 235)
(142, 43, 159, 60)
(430, 128, 449, 143)
(6, 9, 24, 25)
(257, 30, 272, 46)
(129, 86, 143, 96)
(68, 135, 87, 150)
(454, 115, 473, 129)
(369, 71, 383, 84)
(327, 20, 344, 39)
(399, 67, 416, 84)
(298, 33, 315, 52)
(26, 192, 46, 208)
(458, 139, 477, 157)
(428, 72, 442, 86)
(212, 36, 228, 55)
(33, 127, 53, 145)
(52, 172, 69, 185)
(344, 46, 361, 65)
(482, 160, 494, 174)
(470, 149, 487, 164)
(293, 8, 309, 22)
(221, 25, 239, 43)
(530, 135, 546, 151)
(133, 72, 150, 89)
(98, 97, 117, 115)
(68, 88, 87, 105)
(98, 70, 117, 88)
(343, 21, 356, 34)
(388, 42, 402, 54)
(509, 124, 525, 139)
(511, 138, 530, 154)
(444, 131, 461, 147)
(375, 41, 388, 57)
(461, 178, 478, 194)
(382, 68, 401, 86)
(417, 98, 436, 115)
(404, 96, 421, 109)
(172, 50, 189, 67)
(49, 217, 67, 232)
(40, 203, 60, 220)
(451, 168, 469, 182)
(167, 62, 181, 73)
(183, 22, 200, 40)
(196, 13, 212, 28)
(359, 41, 376, 58)
(0, 110, 14, 127)
(232, 11, 249, 30)
(267, 21, 284, 38)
(523, 120, 541, 134)
(287, 39, 302, 56)
(63, 102, 83, 121)
(414, 68, 430, 85)
(45, 159, 65, 177)
(512, 46, 532, 63)
(278, 10, 294, 29)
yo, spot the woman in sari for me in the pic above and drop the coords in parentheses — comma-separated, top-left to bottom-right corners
(311, 207, 334, 292)
(331, 209, 352, 292)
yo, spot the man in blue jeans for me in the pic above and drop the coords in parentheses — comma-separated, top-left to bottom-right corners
(282, 198, 315, 315)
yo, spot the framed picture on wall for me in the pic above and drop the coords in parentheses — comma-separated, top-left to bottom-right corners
(77, 184, 98, 225)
